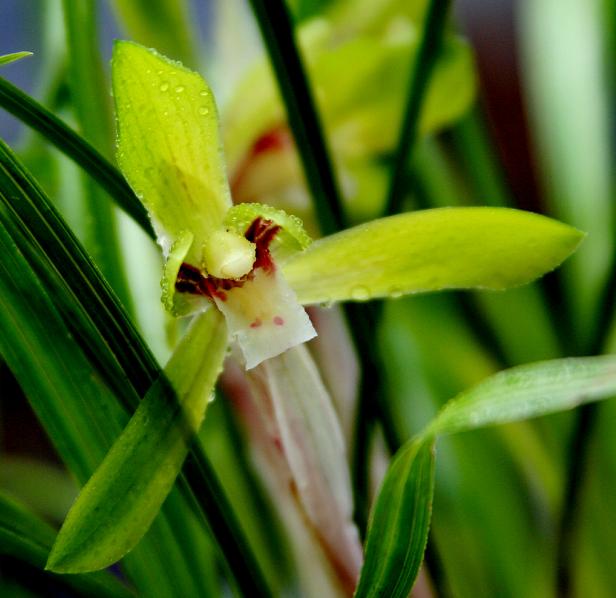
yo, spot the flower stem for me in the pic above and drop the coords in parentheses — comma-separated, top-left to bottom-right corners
(247, 0, 346, 235)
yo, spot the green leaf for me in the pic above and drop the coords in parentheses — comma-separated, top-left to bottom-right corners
(0, 51, 33, 66)
(47, 309, 228, 573)
(113, 40, 231, 258)
(0, 141, 212, 596)
(62, 0, 133, 309)
(357, 355, 616, 596)
(0, 137, 269, 596)
(423, 355, 616, 438)
(355, 438, 435, 598)
(283, 207, 584, 304)
(0, 76, 153, 237)
(0, 493, 131, 598)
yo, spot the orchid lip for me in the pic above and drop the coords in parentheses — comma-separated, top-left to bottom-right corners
(174, 216, 281, 302)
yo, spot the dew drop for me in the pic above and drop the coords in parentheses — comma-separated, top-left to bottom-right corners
(199, 90, 208, 97)
(175, 85, 185, 93)
(160, 82, 169, 92)
(198, 106, 209, 115)
(350, 285, 370, 301)
(389, 286, 403, 299)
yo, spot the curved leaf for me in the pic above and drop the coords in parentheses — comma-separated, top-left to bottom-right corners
(355, 438, 435, 598)
(424, 355, 616, 438)
(283, 207, 584, 304)
(47, 310, 228, 573)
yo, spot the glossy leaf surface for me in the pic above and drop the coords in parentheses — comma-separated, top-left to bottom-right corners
(48, 310, 228, 573)
(284, 207, 583, 304)
(355, 438, 435, 598)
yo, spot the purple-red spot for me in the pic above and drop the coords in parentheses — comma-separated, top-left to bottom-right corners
(273, 316, 284, 326)
(250, 318, 262, 328)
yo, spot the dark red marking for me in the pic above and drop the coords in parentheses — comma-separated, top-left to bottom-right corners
(175, 217, 281, 301)
(273, 316, 284, 326)
(249, 318, 262, 328)
(245, 217, 281, 273)
(252, 126, 292, 156)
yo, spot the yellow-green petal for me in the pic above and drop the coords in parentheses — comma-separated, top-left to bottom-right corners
(47, 310, 228, 573)
(112, 40, 231, 259)
(225, 202, 312, 263)
(161, 229, 209, 316)
(283, 207, 584, 305)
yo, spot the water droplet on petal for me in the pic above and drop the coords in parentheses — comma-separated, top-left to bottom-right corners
(351, 286, 370, 301)
(199, 90, 208, 97)
(160, 82, 169, 92)
(198, 106, 209, 115)
(175, 85, 185, 93)
(389, 286, 403, 299)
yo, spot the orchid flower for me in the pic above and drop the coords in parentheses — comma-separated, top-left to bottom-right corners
(47, 40, 583, 589)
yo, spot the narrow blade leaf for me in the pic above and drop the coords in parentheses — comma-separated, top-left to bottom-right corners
(113, 40, 231, 253)
(0, 51, 33, 66)
(47, 310, 228, 573)
(424, 355, 616, 438)
(355, 438, 436, 598)
(283, 207, 584, 304)
(0, 493, 131, 598)
(0, 77, 152, 236)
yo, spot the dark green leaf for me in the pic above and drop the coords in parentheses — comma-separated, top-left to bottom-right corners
(355, 438, 436, 597)
(48, 310, 228, 573)
(0, 76, 153, 237)
(0, 138, 269, 596)
(0, 493, 132, 598)
(248, 0, 345, 235)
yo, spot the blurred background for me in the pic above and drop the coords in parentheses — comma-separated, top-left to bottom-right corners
(1, 1, 615, 597)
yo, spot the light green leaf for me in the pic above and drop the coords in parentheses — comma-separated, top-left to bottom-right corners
(423, 355, 616, 438)
(0, 51, 33, 66)
(357, 354, 616, 595)
(355, 438, 435, 598)
(283, 207, 584, 305)
(113, 40, 231, 261)
(47, 309, 228, 573)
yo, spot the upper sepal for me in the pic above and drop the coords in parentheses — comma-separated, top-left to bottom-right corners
(112, 40, 232, 256)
